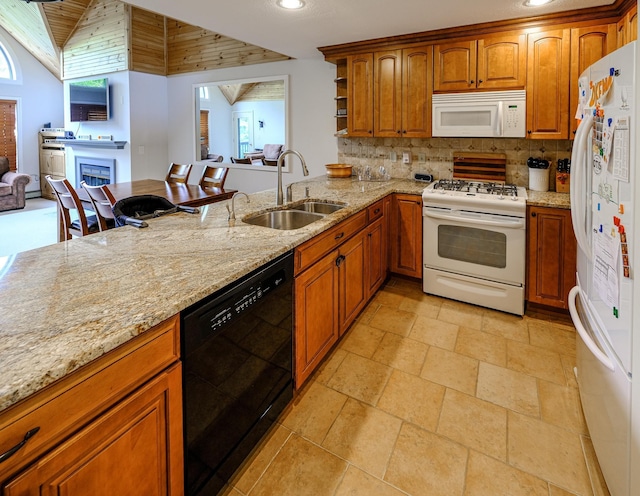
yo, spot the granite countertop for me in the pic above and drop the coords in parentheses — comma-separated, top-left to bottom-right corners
(526, 190, 571, 209)
(0, 177, 568, 413)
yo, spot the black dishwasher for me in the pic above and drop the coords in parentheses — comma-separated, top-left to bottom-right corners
(181, 251, 294, 495)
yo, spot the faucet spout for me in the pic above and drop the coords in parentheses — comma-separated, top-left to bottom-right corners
(276, 150, 309, 206)
(229, 192, 249, 220)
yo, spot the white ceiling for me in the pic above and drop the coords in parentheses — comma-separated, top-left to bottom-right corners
(125, 0, 616, 59)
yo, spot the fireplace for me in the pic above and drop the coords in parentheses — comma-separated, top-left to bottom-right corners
(75, 156, 116, 187)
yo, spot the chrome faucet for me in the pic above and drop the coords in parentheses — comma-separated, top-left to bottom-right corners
(227, 192, 249, 220)
(276, 150, 309, 206)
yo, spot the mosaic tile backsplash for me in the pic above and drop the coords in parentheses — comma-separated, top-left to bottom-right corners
(337, 137, 573, 191)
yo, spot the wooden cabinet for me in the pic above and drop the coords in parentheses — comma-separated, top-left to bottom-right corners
(526, 28, 571, 140)
(434, 33, 526, 92)
(570, 24, 617, 137)
(374, 46, 432, 138)
(294, 229, 367, 387)
(389, 194, 422, 279)
(365, 199, 388, 299)
(294, 200, 390, 388)
(39, 148, 66, 200)
(617, 3, 638, 48)
(347, 53, 374, 136)
(526, 206, 577, 309)
(4, 364, 183, 495)
(0, 317, 183, 494)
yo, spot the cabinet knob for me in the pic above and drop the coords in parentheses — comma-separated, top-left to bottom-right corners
(368, 130, 372, 134)
(478, 79, 483, 84)
(335, 254, 346, 267)
(397, 130, 401, 134)
(527, 130, 532, 134)
(531, 212, 537, 217)
(470, 80, 475, 84)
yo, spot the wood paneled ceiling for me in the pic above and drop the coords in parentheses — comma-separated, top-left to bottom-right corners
(0, 0, 289, 80)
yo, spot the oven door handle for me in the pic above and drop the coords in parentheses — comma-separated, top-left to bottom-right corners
(423, 208, 525, 229)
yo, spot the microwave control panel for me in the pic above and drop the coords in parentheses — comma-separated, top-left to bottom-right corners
(503, 103, 526, 137)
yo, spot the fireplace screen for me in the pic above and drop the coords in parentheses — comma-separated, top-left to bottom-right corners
(75, 157, 116, 187)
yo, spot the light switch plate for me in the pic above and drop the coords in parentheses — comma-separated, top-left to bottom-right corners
(418, 153, 426, 162)
(402, 151, 411, 164)
(390, 151, 397, 162)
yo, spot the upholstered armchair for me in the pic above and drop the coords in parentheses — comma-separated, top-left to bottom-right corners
(0, 157, 31, 212)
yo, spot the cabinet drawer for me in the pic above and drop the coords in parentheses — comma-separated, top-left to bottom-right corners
(367, 200, 384, 223)
(0, 316, 179, 482)
(295, 211, 367, 274)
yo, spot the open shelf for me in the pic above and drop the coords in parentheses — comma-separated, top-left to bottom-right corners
(57, 140, 127, 149)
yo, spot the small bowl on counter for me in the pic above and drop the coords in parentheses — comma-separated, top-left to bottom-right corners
(325, 164, 353, 178)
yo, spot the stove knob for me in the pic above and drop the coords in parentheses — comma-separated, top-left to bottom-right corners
(439, 189, 446, 194)
(511, 195, 518, 201)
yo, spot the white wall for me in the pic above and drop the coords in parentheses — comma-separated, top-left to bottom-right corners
(167, 58, 338, 193)
(0, 26, 63, 193)
(129, 72, 169, 181)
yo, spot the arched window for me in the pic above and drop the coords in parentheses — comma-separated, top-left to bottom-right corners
(0, 41, 16, 80)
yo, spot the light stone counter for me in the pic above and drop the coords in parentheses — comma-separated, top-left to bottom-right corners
(0, 176, 425, 413)
(0, 177, 567, 413)
(526, 190, 571, 209)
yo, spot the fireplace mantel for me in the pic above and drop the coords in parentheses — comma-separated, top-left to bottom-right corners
(57, 140, 127, 149)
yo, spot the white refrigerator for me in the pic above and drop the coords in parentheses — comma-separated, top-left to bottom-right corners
(569, 41, 636, 496)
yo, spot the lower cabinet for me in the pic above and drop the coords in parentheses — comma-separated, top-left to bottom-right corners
(0, 317, 183, 495)
(526, 205, 577, 309)
(389, 193, 423, 278)
(4, 364, 183, 495)
(294, 200, 388, 388)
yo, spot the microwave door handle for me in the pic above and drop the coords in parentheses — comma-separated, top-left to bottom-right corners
(424, 208, 525, 229)
(496, 101, 503, 137)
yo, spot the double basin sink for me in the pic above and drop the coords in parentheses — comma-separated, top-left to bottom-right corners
(243, 200, 346, 230)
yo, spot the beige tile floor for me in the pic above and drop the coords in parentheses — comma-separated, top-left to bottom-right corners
(223, 278, 611, 496)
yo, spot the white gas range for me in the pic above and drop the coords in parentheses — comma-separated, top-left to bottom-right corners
(422, 178, 528, 315)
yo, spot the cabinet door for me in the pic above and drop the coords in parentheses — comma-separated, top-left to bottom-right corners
(477, 33, 526, 89)
(434, 41, 476, 91)
(338, 230, 367, 335)
(366, 216, 387, 299)
(389, 194, 423, 278)
(526, 29, 570, 139)
(374, 50, 402, 137)
(570, 24, 617, 137)
(402, 46, 432, 137)
(4, 364, 184, 496)
(347, 53, 374, 137)
(294, 253, 339, 387)
(527, 206, 577, 309)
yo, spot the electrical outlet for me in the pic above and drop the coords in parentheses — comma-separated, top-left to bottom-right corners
(402, 151, 412, 164)
(390, 151, 397, 162)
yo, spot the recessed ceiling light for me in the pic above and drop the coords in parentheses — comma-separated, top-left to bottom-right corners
(277, 0, 305, 9)
(523, 0, 554, 6)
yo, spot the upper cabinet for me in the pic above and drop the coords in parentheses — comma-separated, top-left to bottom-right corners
(434, 33, 526, 92)
(570, 24, 617, 137)
(617, 3, 638, 48)
(321, 1, 636, 141)
(526, 28, 571, 140)
(374, 46, 433, 138)
(347, 46, 432, 138)
(347, 53, 374, 136)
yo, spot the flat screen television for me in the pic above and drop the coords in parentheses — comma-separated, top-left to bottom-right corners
(69, 78, 110, 122)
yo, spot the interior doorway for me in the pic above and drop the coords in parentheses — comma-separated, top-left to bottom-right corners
(232, 111, 253, 159)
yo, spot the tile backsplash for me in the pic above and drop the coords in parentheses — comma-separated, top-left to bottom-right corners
(337, 137, 573, 191)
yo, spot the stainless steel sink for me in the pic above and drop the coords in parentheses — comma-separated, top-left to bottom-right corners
(291, 201, 345, 214)
(243, 209, 324, 230)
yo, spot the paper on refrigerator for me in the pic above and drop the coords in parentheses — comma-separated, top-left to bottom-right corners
(592, 229, 620, 309)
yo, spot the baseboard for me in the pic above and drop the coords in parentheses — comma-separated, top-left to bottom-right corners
(25, 190, 42, 199)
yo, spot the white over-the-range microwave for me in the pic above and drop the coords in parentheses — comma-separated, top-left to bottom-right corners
(432, 90, 526, 138)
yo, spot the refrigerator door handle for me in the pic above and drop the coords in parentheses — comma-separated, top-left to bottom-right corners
(570, 114, 593, 260)
(568, 286, 615, 371)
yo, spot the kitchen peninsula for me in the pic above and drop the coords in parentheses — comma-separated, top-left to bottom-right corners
(0, 175, 570, 493)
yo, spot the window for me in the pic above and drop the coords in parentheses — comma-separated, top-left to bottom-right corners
(0, 41, 15, 80)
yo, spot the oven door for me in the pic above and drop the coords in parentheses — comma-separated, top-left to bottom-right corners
(423, 206, 525, 285)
